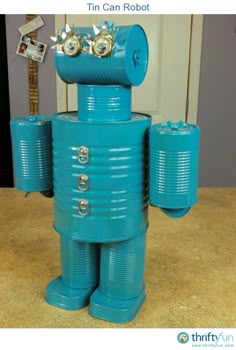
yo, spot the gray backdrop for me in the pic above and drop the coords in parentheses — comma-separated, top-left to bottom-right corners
(197, 15, 236, 186)
(6, 15, 56, 119)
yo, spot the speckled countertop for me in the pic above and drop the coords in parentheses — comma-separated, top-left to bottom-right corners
(0, 188, 235, 328)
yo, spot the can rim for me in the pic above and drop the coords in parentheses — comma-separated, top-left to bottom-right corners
(51, 111, 152, 125)
(150, 121, 200, 135)
(10, 115, 52, 125)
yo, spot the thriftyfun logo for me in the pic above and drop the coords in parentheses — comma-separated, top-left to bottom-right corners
(177, 331, 234, 346)
(177, 332, 190, 344)
(192, 332, 234, 344)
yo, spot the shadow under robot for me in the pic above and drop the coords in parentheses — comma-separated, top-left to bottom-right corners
(12, 22, 200, 323)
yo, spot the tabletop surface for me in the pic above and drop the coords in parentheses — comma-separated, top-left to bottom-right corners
(0, 187, 235, 328)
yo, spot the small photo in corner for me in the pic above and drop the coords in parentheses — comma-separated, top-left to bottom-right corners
(16, 36, 47, 63)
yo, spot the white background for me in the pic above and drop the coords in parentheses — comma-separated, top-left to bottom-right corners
(0, 328, 235, 349)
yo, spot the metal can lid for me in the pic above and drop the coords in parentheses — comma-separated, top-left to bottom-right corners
(151, 120, 199, 135)
(11, 114, 52, 126)
(53, 111, 152, 124)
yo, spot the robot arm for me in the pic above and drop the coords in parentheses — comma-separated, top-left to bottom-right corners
(149, 120, 201, 218)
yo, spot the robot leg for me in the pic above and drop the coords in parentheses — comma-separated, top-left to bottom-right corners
(89, 231, 146, 323)
(46, 235, 99, 310)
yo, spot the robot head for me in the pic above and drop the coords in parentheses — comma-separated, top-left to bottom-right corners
(51, 22, 149, 86)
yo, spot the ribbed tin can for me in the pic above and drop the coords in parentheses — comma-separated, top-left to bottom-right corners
(10, 115, 53, 192)
(60, 235, 99, 289)
(55, 25, 148, 86)
(78, 85, 131, 122)
(52, 111, 151, 242)
(149, 121, 200, 217)
(99, 231, 146, 299)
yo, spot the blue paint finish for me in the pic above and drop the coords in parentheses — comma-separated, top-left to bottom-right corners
(52, 111, 151, 242)
(78, 85, 131, 121)
(46, 275, 96, 310)
(99, 231, 146, 299)
(89, 286, 146, 323)
(89, 228, 146, 322)
(9, 20, 201, 323)
(149, 121, 200, 217)
(60, 235, 99, 289)
(89, 230, 147, 322)
(46, 231, 99, 310)
(55, 25, 148, 86)
(10, 115, 53, 192)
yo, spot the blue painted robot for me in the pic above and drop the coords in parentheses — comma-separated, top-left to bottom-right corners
(10, 22, 200, 323)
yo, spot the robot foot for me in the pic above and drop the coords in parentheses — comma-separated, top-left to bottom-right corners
(89, 286, 146, 323)
(46, 276, 96, 310)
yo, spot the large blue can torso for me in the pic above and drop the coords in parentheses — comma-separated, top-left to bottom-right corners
(52, 111, 151, 243)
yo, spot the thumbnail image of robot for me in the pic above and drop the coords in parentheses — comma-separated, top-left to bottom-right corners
(10, 21, 200, 323)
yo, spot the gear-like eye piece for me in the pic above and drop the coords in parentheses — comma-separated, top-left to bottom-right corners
(63, 35, 82, 57)
(51, 24, 82, 57)
(83, 21, 117, 58)
(92, 29, 113, 58)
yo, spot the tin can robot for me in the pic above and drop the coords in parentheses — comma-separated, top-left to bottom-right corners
(11, 21, 200, 323)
